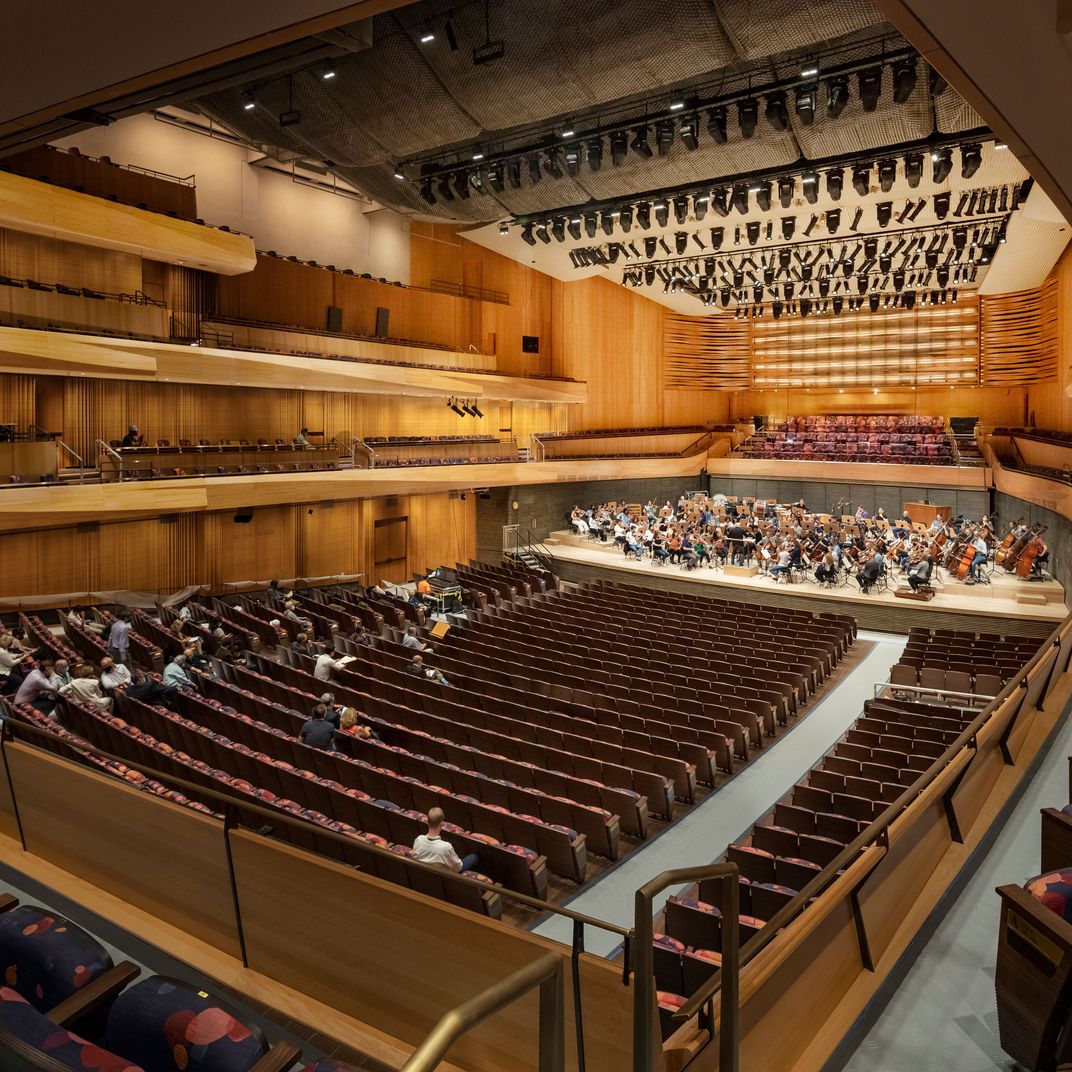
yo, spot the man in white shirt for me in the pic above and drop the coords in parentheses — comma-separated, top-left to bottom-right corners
(402, 627, 427, 652)
(966, 536, 989, 584)
(99, 656, 132, 691)
(411, 807, 479, 873)
(162, 652, 193, 689)
(314, 652, 346, 681)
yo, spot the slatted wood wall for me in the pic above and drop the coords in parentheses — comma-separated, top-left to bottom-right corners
(664, 314, 752, 389)
(980, 276, 1059, 385)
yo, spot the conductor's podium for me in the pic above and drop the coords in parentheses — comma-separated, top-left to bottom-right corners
(996, 874, 1072, 1070)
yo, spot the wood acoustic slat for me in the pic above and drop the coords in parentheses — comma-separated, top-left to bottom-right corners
(980, 276, 1059, 385)
(664, 313, 752, 389)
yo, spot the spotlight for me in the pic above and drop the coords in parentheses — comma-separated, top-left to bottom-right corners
(445, 18, 459, 50)
(826, 209, 841, 233)
(419, 26, 436, 43)
(322, 63, 337, 80)
(654, 201, 669, 228)
(781, 216, 795, 240)
(802, 171, 819, 204)
(777, 176, 795, 208)
(242, 92, 257, 111)
(600, 212, 613, 236)
(551, 218, 565, 242)
(878, 159, 896, 192)
(908, 199, 926, 221)
(952, 192, 969, 217)
(903, 291, 916, 310)
(644, 237, 657, 258)
(543, 149, 563, 179)
(869, 293, 880, 312)
(679, 113, 699, 150)
(933, 191, 951, 219)
(564, 146, 581, 177)
(852, 164, 870, 196)
(586, 138, 603, 172)
(436, 176, 454, 202)
(710, 227, 724, 250)
(737, 97, 758, 139)
(535, 221, 550, 243)
(731, 185, 749, 214)
(644, 266, 656, 286)
(961, 143, 982, 178)
(765, 91, 789, 131)
(930, 66, 948, 97)
(746, 221, 760, 245)
(675, 232, 688, 254)
(858, 66, 882, 111)
(453, 171, 470, 199)
(795, 84, 816, 126)
(772, 300, 784, 319)
(584, 212, 597, 238)
(864, 237, 878, 259)
(636, 203, 651, 229)
(826, 168, 844, 201)
(931, 147, 953, 183)
(832, 296, 844, 315)
(892, 57, 917, 103)
(711, 188, 730, 217)
(827, 75, 849, 118)
(619, 207, 633, 232)
(720, 287, 731, 308)
(692, 195, 707, 222)
(937, 266, 949, 287)
(707, 106, 727, 144)
(566, 217, 581, 240)
(655, 118, 675, 156)
(754, 181, 771, 211)
(630, 126, 653, 158)
(609, 130, 629, 168)
(673, 196, 689, 224)
(488, 164, 504, 192)
(448, 399, 465, 416)
(904, 152, 923, 188)
(803, 214, 818, 237)
(472, 404, 484, 418)
(419, 177, 435, 205)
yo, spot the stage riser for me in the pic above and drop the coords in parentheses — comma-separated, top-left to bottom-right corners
(552, 558, 1058, 638)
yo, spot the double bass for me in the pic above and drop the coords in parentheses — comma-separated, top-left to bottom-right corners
(994, 521, 1023, 569)
(1014, 525, 1048, 577)
(950, 524, 981, 580)
(1000, 523, 1041, 573)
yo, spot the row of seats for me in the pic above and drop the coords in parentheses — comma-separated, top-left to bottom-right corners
(114, 462, 340, 480)
(109, 439, 336, 453)
(364, 434, 499, 444)
(781, 415, 947, 432)
(534, 425, 711, 440)
(371, 455, 518, 467)
(0, 274, 162, 306)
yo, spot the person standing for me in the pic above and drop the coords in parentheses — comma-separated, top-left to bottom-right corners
(107, 612, 132, 668)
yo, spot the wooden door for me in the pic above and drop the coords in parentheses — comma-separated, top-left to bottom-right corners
(373, 516, 408, 584)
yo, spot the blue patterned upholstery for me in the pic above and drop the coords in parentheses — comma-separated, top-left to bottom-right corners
(0, 986, 140, 1071)
(105, 976, 268, 1072)
(0, 906, 112, 1012)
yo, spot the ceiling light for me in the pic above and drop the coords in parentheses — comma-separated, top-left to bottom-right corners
(707, 106, 727, 144)
(584, 212, 597, 238)
(932, 147, 953, 183)
(826, 209, 841, 233)
(543, 149, 563, 179)
(679, 113, 699, 150)
(521, 224, 535, 246)
(858, 66, 882, 111)
(731, 184, 749, 214)
(620, 207, 633, 232)
(453, 171, 470, 199)
(498, 221, 509, 236)
(601, 212, 614, 236)
(636, 202, 651, 229)
(710, 227, 724, 249)
(754, 181, 772, 211)
(527, 155, 541, 184)
(826, 168, 843, 201)
(609, 131, 628, 168)
(566, 217, 582, 241)
(961, 143, 982, 178)
(995, 142, 1008, 150)
(904, 153, 923, 188)
(765, 92, 789, 131)
(892, 57, 917, 103)
(802, 170, 819, 204)
(564, 147, 581, 177)
(655, 118, 675, 156)
(827, 75, 849, 118)
(676, 231, 689, 253)
(794, 84, 817, 127)
(654, 201, 669, 227)
(488, 164, 504, 192)
(737, 98, 758, 139)
(551, 218, 566, 242)
(535, 222, 550, 244)
(781, 216, 795, 240)
(472, 151, 484, 161)
(692, 195, 707, 222)
(746, 221, 760, 245)
(393, 165, 405, 180)
(852, 164, 870, 196)
(322, 64, 337, 80)
(803, 214, 818, 237)
(420, 28, 436, 43)
(711, 187, 730, 217)
(560, 123, 575, 137)
(933, 191, 951, 219)
(777, 176, 795, 208)
(669, 99, 685, 111)
(419, 177, 435, 204)
(242, 93, 256, 111)
(878, 159, 896, 192)
(630, 126, 653, 158)
(673, 196, 689, 224)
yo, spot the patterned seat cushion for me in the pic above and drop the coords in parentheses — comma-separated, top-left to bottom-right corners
(105, 977, 268, 1072)
(0, 906, 112, 1012)
(299, 1063, 362, 1072)
(0, 986, 140, 1071)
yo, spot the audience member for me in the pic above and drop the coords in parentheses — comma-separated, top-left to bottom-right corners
(411, 807, 478, 873)
(107, 611, 132, 667)
(126, 667, 175, 706)
(162, 652, 194, 689)
(67, 607, 106, 636)
(405, 653, 449, 685)
(0, 635, 28, 693)
(99, 656, 132, 690)
(291, 632, 314, 656)
(299, 704, 336, 751)
(313, 651, 348, 682)
(60, 664, 113, 712)
(14, 660, 60, 714)
(266, 580, 286, 607)
(120, 424, 145, 448)
(52, 659, 72, 688)
(402, 626, 428, 652)
(338, 707, 377, 740)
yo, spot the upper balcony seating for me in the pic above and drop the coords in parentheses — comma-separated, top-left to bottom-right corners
(737, 415, 954, 465)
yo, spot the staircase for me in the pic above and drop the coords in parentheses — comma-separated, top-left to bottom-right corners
(950, 416, 986, 466)
(502, 524, 555, 573)
(57, 466, 101, 484)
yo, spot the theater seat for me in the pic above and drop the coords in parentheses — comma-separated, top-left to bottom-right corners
(0, 905, 115, 1014)
(104, 975, 297, 1072)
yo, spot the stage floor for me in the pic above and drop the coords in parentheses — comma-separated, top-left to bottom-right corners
(546, 531, 1068, 624)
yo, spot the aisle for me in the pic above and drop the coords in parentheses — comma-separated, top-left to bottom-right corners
(837, 682, 1072, 1072)
(531, 630, 906, 957)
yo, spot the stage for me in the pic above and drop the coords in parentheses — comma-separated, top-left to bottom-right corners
(545, 531, 1067, 637)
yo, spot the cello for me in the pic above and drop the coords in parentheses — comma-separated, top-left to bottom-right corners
(994, 521, 1023, 569)
(950, 524, 980, 580)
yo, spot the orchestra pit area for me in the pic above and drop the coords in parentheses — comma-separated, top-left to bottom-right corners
(4, 4, 1072, 1072)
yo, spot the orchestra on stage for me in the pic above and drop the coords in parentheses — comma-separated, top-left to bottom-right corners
(568, 494, 1050, 598)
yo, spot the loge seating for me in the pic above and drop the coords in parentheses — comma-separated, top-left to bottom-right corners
(738, 414, 954, 464)
(890, 627, 1038, 698)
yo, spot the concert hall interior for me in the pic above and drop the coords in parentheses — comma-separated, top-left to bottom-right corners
(4, 3, 1072, 1071)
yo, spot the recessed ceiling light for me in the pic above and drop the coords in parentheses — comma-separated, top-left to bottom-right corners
(669, 100, 685, 111)
(801, 66, 819, 77)
(472, 152, 484, 160)
(995, 142, 1008, 150)
(420, 30, 435, 43)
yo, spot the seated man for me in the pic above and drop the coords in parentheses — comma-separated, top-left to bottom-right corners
(412, 807, 479, 873)
(13, 660, 60, 715)
(299, 704, 336, 751)
(856, 556, 883, 593)
(406, 653, 449, 685)
(120, 424, 145, 448)
(99, 656, 132, 691)
(402, 626, 428, 652)
(127, 667, 177, 706)
(768, 547, 792, 580)
(162, 651, 194, 689)
(966, 535, 989, 584)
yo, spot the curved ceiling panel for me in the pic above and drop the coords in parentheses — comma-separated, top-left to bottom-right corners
(715, 0, 884, 59)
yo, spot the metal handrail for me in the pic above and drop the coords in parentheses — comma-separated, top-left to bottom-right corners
(0, 705, 632, 942)
(351, 436, 376, 469)
(95, 439, 123, 477)
(633, 864, 739, 1072)
(673, 616, 1070, 1025)
(874, 681, 996, 706)
(402, 953, 564, 1072)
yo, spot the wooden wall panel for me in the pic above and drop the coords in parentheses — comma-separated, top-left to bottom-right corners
(407, 492, 476, 574)
(0, 228, 143, 293)
(298, 500, 362, 581)
(203, 504, 299, 589)
(980, 277, 1059, 384)
(664, 313, 752, 389)
(0, 372, 36, 430)
(1028, 246, 1072, 431)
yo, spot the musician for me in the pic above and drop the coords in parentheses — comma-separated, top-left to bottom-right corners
(892, 510, 913, 538)
(907, 556, 933, 592)
(650, 534, 669, 565)
(966, 534, 988, 584)
(769, 547, 792, 581)
(726, 522, 747, 565)
(1033, 538, 1050, 573)
(856, 555, 883, 593)
(855, 505, 870, 520)
(814, 552, 837, 585)
(875, 507, 887, 522)
(692, 536, 711, 568)
(893, 538, 910, 572)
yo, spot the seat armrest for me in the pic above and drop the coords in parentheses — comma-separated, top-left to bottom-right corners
(0, 894, 19, 914)
(249, 1041, 303, 1072)
(47, 961, 140, 1028)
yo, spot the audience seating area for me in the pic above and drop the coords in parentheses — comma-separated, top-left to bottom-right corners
(738, 415, 953, 464)
(888, 627, 1039, 699)
(361, 435, 519, 468)
(648, 625, 1041, 1036)
(0, 274, 166, 308)
(102, 440, 343, 481)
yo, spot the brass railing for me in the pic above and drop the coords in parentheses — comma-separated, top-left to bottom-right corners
(402, 953, 565, 1072)
(633, 864, 740, 1072)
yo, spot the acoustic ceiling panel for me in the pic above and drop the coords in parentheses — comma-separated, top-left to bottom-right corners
(714, 0, 884, 59)
(934, 87, 987, 134)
